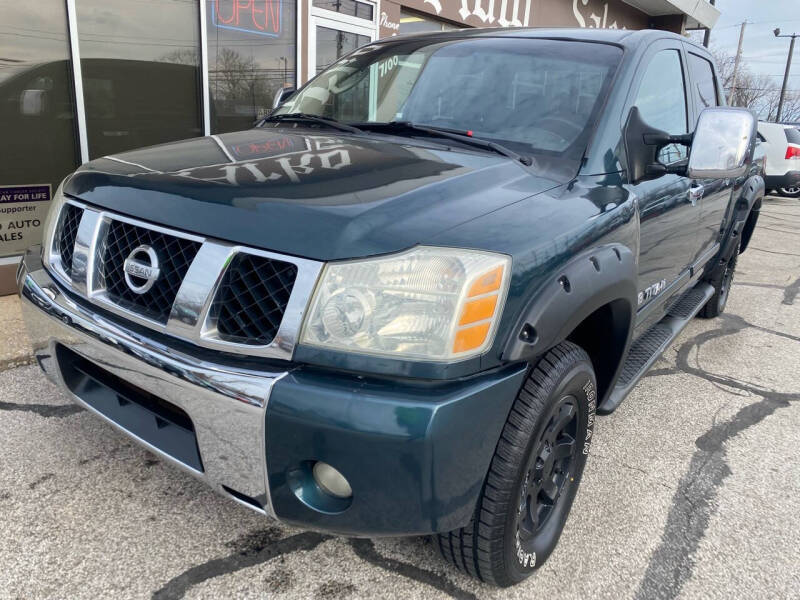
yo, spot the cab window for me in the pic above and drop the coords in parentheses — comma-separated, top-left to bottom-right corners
(688, 52, 720, 110)
(634, 49, 688, 164)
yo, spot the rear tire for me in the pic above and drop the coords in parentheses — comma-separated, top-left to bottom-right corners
(436, 342, 597, 587)
(778, 186, 800, 198)
(698, 241, 739, 319)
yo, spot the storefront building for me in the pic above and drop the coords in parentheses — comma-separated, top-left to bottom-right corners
(0, 0, 719, 292)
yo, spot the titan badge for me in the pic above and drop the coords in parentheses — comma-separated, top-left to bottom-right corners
(637, 278, 667, 306)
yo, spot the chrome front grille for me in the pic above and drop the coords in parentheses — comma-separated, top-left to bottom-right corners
(99, 219, 202, 324)
(47, 199, 323, 359)
(209, 253, 298, 346)
(56, 204, 83, 278)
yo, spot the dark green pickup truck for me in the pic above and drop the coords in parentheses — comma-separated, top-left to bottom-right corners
(18, 28, 763, 586)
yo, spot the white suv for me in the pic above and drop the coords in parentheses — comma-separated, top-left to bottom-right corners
(758, 121, 800, 197)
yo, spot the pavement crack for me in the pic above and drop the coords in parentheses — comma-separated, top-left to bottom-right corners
(317, 579, 357, 598)
(28, 473, 55, 490)
(349, 539, 478, 600)
(0, 400, 83, 419)
(737, 320, 800, 344)
(620, 462, 650, 476)
(733, 281, 784, 291)
(634, 315, 798, 600)
(642, 366, 681, 379)
(675, 314, 800, 400)
(0, 356, 35, 372)
(757, 226, 800, 236)
(151, 531, 331, 600)
(636, 394, 790, 600)
(747, 246, 800, 258)
(759, 209, 800, 217)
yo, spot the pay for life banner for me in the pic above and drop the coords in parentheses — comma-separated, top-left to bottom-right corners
(0, 184, 51, 258)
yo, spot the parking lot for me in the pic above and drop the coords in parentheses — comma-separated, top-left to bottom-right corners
(0, 196, 798, 600)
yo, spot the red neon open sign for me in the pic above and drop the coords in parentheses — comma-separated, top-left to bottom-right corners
(212, 0, 282, 37)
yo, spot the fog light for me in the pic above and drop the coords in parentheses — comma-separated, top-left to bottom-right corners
(312, 462, 352, 498)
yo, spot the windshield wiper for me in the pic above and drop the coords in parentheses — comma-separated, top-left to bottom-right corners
(353, 121, 533, 166)
(261, 113, 363, 134)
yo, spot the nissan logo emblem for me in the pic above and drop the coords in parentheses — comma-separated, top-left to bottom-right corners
(123, 245, 161, 294)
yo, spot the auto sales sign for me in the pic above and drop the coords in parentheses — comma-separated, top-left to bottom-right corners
(0, 184, 50, 258)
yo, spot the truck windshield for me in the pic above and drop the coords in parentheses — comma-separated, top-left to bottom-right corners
(274, 37, 622, 161)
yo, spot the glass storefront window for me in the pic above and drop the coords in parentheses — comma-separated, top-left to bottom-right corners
(399, 9, 461, 34)
(0, 0, 79, 258)
(313, 0, 374, 21)
(75, 0, 203, 159)
(316, 27, 370, 73)
(208, 0, 297, 133)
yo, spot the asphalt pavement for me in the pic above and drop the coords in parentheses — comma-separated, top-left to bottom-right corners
(1, 196, 798, 600)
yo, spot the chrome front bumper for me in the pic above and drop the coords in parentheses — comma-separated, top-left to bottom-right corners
(17, 248, 286, 516)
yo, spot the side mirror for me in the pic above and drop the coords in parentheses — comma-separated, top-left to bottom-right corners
(272, 86, 296, 110)
(687, 107, 756, 179)
(623, 106, 692, 183)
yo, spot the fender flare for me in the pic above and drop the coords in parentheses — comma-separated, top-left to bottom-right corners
(502, 244, 637, 368)
(725, 174, 764, 257)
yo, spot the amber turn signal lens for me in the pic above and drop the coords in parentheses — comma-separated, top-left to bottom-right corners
(453, 322, 490, 353)
(452, 265, 507, 354)
(468, 265, 503, 297)
(459, 295, 498, 325)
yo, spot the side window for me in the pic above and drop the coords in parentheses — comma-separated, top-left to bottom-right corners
(688, 53, 720, 111)
(634, 49, 688, 164)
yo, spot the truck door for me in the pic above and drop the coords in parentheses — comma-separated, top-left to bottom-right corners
(685, 50, 732, 266)
(628, 45, 698, 308)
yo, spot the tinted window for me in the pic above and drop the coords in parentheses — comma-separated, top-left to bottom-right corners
(208, 0, 297, 133)
(279, 38, 621, 159)
(313, 0, 374, 21)
(399, 9, 462, 33)
(785, 128, 800, 144)
(316, 27, 371, 74)
(76, 0, 202, 159)
(0, 0, 79, 257)
(689, 53, 719, 110)
(634, 49, 688, 163)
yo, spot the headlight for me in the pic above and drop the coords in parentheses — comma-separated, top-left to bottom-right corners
(300, 246, 511, 361)
(41, 177, 70, 267)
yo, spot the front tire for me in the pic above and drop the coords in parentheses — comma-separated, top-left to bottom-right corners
(436, 342, 597, 587)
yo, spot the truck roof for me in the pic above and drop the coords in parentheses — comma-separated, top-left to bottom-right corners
(377, 27, 698, 52)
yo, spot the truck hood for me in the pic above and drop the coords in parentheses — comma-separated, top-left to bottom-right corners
(66, 129, 561, 261)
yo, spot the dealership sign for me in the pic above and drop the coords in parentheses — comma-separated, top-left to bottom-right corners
(0, 184, 50, 257)
(212, 0, 282, 37)
(380, 0, 648, 37)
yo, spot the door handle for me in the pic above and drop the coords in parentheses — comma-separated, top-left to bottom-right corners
(688, 184, 704, 206)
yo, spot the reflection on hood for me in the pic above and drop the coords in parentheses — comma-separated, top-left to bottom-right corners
(67, 128, 560, 260)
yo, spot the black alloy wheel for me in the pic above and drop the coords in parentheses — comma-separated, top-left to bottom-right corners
(716, 252, 736, 313)
(699, 241, 739, 318)
(516, 395, 579, 544)
(436, 341, 596, 587)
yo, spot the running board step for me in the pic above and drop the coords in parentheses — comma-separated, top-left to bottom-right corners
(599, 282, 714, 414)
